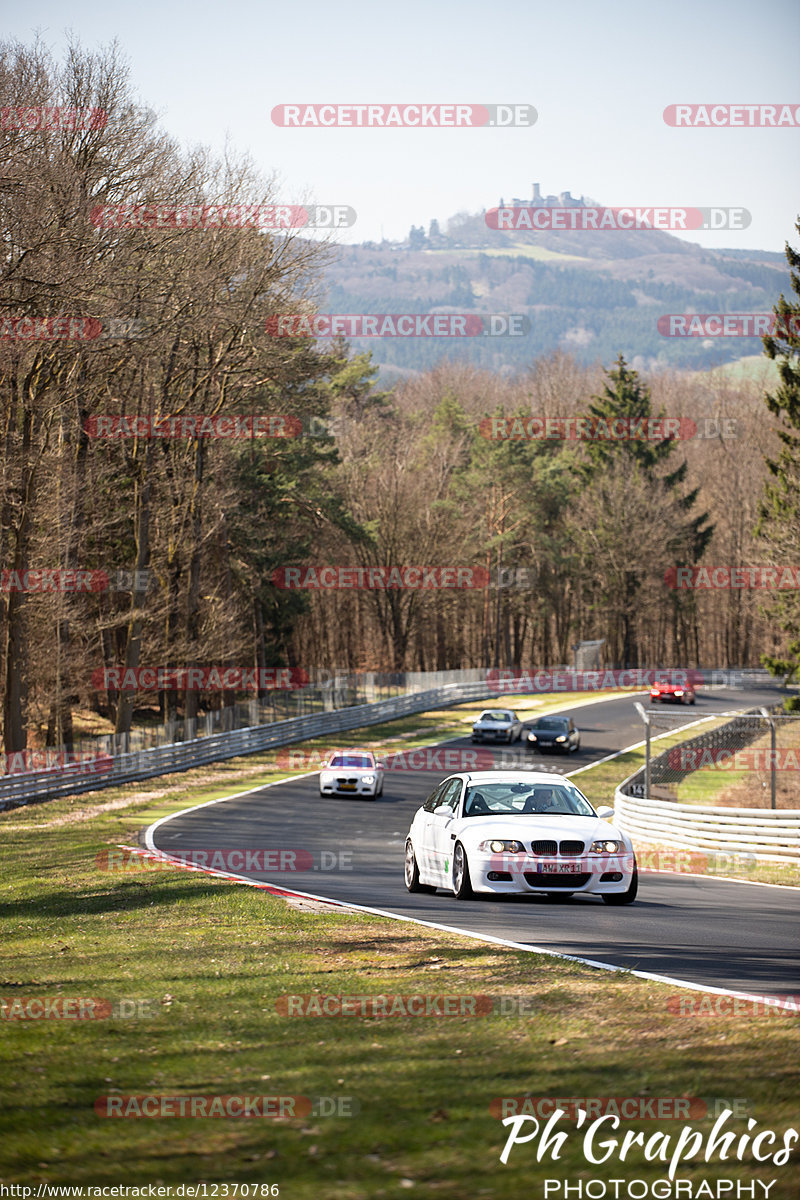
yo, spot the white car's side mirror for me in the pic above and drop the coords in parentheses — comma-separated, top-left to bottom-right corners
(596, 805, 614, 820)
(433, 804, 454, 817)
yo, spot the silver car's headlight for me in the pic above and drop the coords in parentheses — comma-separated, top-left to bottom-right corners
(480, 839, 525, 853)
(361, 774, 375, 784)
(590, 840, 621, 853)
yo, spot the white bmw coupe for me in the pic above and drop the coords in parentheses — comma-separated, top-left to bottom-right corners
(404, 771, 637, 904)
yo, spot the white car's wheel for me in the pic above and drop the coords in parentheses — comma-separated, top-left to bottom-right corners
(452, 842, 474, 900)
(404, 841, 435, 894)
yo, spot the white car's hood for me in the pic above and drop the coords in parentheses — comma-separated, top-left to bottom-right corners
(453, 813, 625, 844)
(322, 765, 377, 776)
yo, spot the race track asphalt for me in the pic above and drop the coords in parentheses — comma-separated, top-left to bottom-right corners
(148, 685, 800, 999)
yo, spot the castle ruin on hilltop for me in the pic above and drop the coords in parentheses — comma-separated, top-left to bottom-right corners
(498, 183, 596, 208)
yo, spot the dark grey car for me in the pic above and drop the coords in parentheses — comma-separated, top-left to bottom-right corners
(526, 715, 580, 754)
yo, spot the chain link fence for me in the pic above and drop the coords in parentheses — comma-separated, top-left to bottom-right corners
(626, 704, 800, 810)
(0, 668, 497, 781)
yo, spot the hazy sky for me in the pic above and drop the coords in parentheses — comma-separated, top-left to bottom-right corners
(7, 0, 799, 252)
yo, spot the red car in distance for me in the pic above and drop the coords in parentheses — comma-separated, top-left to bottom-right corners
(650, 680, 696, 705)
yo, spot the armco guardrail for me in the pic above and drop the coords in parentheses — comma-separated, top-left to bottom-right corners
(0, 680, 496, 811)
(614, 696, 800, 863)
(0, 664, 785, 813)
(612, 787, 800, 864)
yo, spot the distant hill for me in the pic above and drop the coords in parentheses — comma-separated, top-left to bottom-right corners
(320, 202, 791, 377)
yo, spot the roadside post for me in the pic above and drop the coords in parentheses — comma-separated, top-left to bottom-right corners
(634, 700, 651, 797)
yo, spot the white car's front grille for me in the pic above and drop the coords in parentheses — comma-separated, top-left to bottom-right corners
(530, 839, 585, 856)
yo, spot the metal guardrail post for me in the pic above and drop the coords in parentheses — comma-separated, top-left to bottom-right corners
(634, 701, 651, 796)
(760, 707, 777, 810)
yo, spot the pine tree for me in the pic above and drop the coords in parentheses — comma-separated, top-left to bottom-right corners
(581, 354, 713, 560)
(578, 355, 713, 666)
(756, 218, 800, 707)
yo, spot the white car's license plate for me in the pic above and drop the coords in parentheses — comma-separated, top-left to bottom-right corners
(537, 862, 581, 873)
(338, 783, 356, 791)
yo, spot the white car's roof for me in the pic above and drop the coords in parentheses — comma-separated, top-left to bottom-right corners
(450, 770, 572, 785)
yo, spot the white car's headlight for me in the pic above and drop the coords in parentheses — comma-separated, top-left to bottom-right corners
(480, 839, 525, 853)
(320, 772, 332, 782)
(361, 774, 375, 784)
(590, 840, 621, 853)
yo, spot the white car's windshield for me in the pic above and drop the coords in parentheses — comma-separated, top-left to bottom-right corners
(328, 754, 373, 768)
(463, 782, 595, 817)
(478, 712, 511, 723)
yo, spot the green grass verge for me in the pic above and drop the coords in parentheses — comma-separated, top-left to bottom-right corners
(2, 771, 799, 1197)
(676, 767, 755, 806)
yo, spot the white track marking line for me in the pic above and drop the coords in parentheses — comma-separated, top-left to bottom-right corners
(141, 774, 800, 1005)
